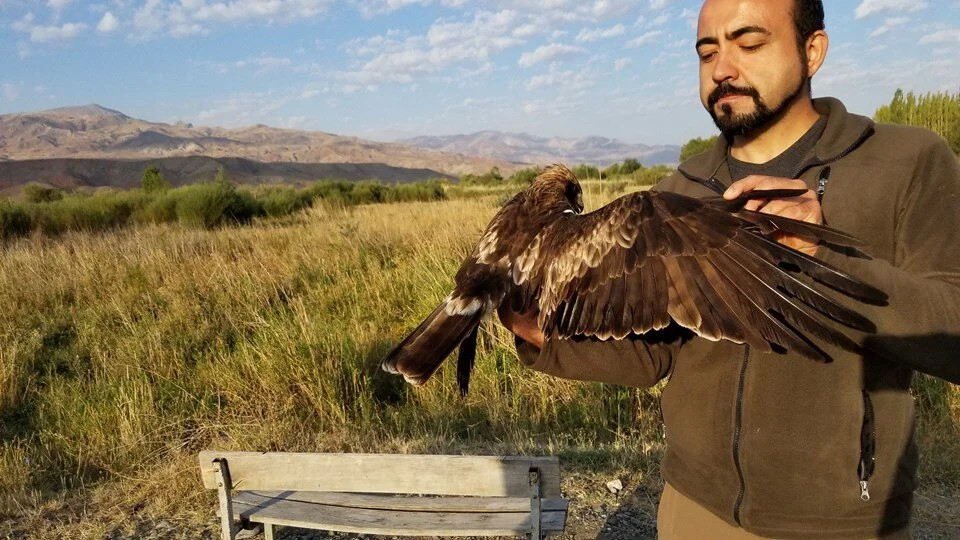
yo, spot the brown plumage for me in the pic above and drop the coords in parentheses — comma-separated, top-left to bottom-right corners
(381, 164, 887, 394)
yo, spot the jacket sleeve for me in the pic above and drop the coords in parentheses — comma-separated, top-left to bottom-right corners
(514, 334, 678, 388)
(821, 137, 960, 384)
(512, 171, 687, 388)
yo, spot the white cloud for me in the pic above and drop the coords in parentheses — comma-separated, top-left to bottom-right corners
(919, 28, 960, 44)
(576, 23, 625, 42)
(614, 57, 631, 71)
(338, 9, 534, 88)
(47, 0, 74, 10)
(626, 29, 662, 47)
(854, 0, 928, 19)
(132, 0, 334, 38)
(97, 12, 119, 33)
(648, 13, 668, 27)
(517, 43, 582, 68)
(13, 14, 89, 43)
(524, 65, 593, 91)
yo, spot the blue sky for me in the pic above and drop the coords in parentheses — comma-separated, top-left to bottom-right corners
(1, 0, 958, 146)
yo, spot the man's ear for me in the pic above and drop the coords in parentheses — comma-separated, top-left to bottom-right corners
(805, 30, 829, 78)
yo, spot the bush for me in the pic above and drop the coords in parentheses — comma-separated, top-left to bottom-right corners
(507, 166, 542, 185)
(174, 182, 263, 229)
(572, 164, 599, 179)
(134, 193, 178, 225)
(23, 184, 63, 203)
(634, 165, 675, 186)
(679, 136, 718, 162)
(140, 166, 170, 193)
(26, 192, 146, 235)
(619, 158, 642, 175)
(461, 167, 505, 186)
(0, 201, 31, 241)
(387, 180, 446, 203)
(259, 187, 313, 217)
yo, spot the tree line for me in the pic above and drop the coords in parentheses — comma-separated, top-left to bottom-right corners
(874, 88, 960, 154)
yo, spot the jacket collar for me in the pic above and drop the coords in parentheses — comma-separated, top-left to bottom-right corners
(677, 97, 875, 192)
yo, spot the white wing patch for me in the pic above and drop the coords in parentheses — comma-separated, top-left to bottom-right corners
(445, 296, 484, 316)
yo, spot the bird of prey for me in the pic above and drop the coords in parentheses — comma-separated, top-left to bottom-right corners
(382, 164, 886, 394)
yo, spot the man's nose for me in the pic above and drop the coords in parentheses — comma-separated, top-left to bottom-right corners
(711, 50, 739, 83)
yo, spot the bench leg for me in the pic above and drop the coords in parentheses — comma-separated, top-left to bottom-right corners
(213, 459, 236, 540)
(529, 468, 542, 540)
(264, 523, 274, 540)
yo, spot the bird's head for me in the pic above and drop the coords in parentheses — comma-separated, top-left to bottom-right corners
(530, 164, 584, 215)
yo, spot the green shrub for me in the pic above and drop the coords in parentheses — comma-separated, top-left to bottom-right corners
(602, 163, 620, 178)
(173, 182, 263, 229)
(0, 201, 31, 241)
(387, 180, 446, 203)
(23, 184, 64, 203)
(134, 193, 178, 225)
(259, 187, 313, 217)
(140, 166, 171, 193)
(679, 136, 718, 162)
(572, 164, 600, 180)
(26, 192, 146, 235)
(461, 167, 505, 186)
(507, 166, 542, 185)
(619, 158, 642, 175)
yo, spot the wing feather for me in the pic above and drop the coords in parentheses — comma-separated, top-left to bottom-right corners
(532, 189, 882, 361)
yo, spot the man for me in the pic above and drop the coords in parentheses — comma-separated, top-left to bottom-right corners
(499, 0, 960, 538)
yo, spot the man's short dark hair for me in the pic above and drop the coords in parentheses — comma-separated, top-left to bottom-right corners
(792, 0, 825, 53)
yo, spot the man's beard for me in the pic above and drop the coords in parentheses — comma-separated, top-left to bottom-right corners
(707, 73, 809, 139)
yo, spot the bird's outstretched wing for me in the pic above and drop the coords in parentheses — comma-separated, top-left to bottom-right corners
(527, 189, 887, 361)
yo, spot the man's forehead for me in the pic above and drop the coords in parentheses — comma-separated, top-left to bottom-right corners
(697, 0, 792, 40)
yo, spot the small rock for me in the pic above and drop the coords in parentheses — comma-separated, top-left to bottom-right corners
(606, 479, 623, 494)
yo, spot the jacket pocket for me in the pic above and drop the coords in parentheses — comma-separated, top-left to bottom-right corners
(858, 391, 876, 501)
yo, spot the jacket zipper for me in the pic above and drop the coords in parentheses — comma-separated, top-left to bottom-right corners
(732, 345, 750, 525)
(858, 391, 876, 501)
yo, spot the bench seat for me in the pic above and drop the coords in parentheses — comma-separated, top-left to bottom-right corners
(230, 490, 568, 536)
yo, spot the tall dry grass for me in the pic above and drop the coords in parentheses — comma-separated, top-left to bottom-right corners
(0, 181, 957, 534)
(0, 184, 663, 522)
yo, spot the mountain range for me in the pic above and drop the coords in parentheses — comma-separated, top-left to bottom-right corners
(399, 131, 679, 167)
(0, 105, 680, 193)
(0, 105, 509, 177)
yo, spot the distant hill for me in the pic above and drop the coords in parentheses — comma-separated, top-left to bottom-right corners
(399, 131, 680, 166)
(0, 104, 515, 177)
(0, 156, 454, 195)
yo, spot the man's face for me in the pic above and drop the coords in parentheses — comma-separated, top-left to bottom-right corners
(696, 0, 809, 138)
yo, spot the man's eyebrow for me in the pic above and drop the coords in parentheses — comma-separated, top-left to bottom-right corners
(729, 25, 771, 40)
(695, 25, 772, 50)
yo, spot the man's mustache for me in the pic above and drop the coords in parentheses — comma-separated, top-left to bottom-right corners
(708, 82, 761, 109)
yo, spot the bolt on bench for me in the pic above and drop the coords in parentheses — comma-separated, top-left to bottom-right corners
(198, 451, 569, 539)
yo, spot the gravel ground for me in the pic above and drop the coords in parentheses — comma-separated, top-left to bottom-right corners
(13, 477, 950, 540)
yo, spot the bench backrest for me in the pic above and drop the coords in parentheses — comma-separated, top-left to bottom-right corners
(198, 451, 561, 498)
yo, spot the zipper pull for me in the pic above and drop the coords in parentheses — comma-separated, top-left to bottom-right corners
(859, 480, 870, 501)
(816, 167, 831, 202)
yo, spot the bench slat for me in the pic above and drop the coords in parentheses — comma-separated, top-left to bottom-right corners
(234, 490, 569, 513)
(231, 493, 566, 536)
(199, 451, 561, 498)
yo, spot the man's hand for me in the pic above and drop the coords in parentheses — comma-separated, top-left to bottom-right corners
(497, 305, 545, 349)
(724, 175, 823, 256)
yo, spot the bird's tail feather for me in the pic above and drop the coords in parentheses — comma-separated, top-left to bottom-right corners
(381, 296, 484, 387)
(457, 324, 480, 396)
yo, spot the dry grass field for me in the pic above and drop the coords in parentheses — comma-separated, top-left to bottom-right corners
(1, 182, 958, 538)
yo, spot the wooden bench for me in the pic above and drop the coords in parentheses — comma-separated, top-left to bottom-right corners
(198, 451, 569, 539)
